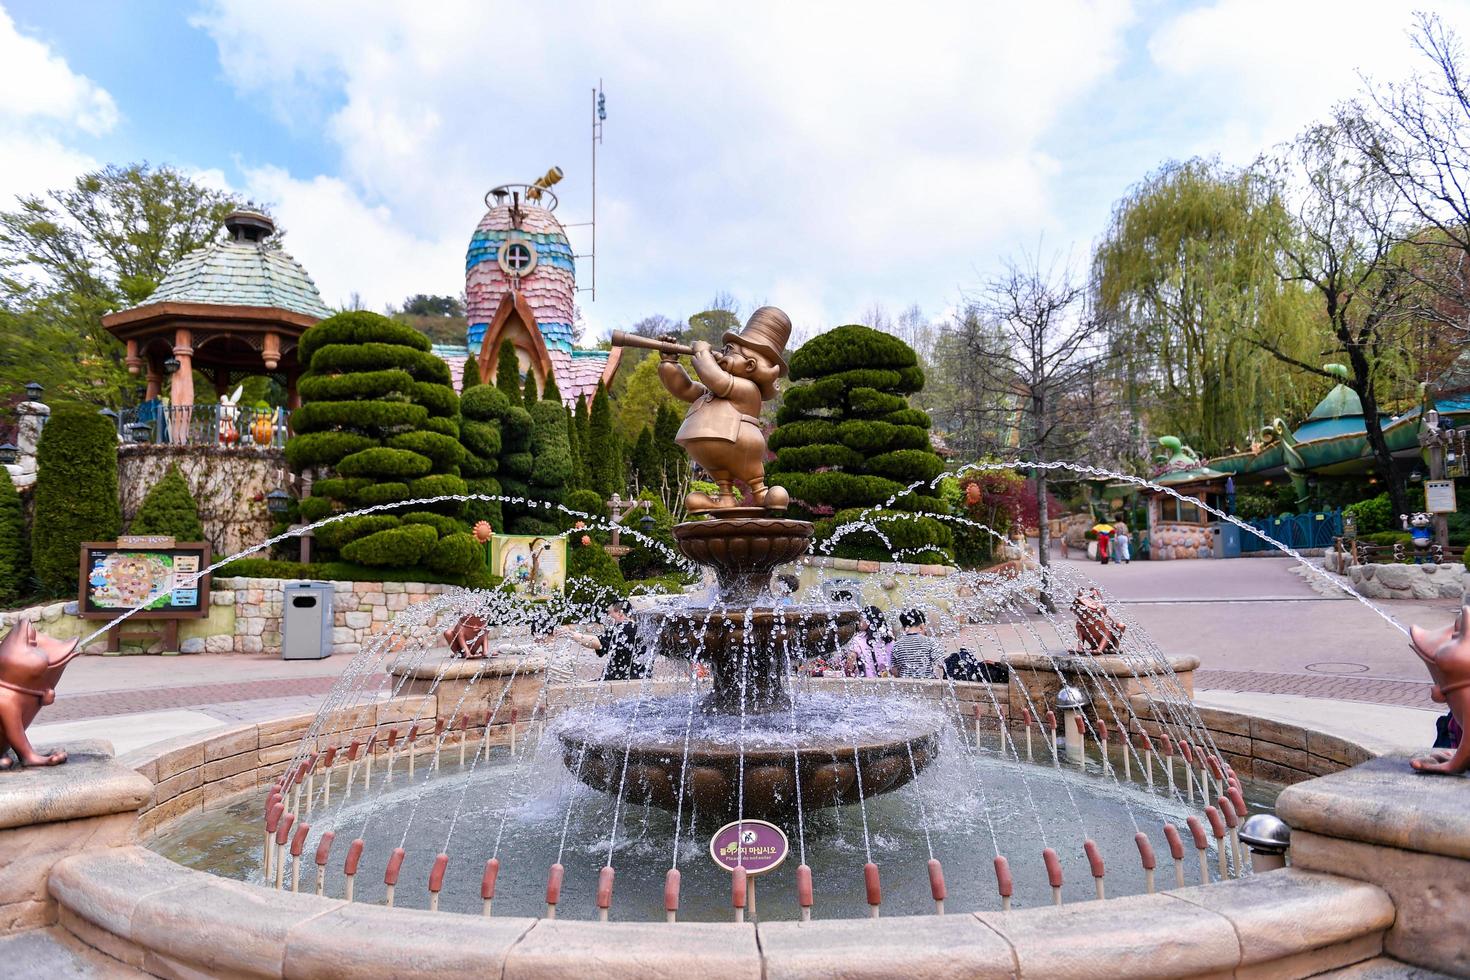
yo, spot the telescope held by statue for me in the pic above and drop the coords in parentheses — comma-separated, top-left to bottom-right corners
(609, 331, 697, 357)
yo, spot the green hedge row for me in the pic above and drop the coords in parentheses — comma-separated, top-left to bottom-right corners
(336, 447, 433, 479)
(298, 368, 414, 403)
(387, 430, 465, 471)
(291, 400, 429, 435)
(340, 523, 439, 565)
(297, 310, 431, 364)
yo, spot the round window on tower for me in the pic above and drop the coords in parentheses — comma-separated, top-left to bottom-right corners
(498, 237, 538, 277)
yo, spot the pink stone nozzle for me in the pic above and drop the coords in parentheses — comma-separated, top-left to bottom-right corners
(1227, 785, 1247, 819)
(1045, 709, 1057, 730)
(347, 741, 362, 761)
(1161, 734, 1174, 756)
(387, 729, 399, 749)
(460, 714, 473, 731)
(1205, 806, 1226, 840)
(314, 831, 335, 867)
(290, 821, 310, 858)
(1043, 847, 1064, 889)
(510, 707, 519, 724)
(1098, 719, 1109, 741)
(1207, 755, 1226, 781)
(927, 858, 947, 902)
(434, 718, 445, 737)
(598, 865, 615, 910)
(344, 838, 365, 876)
(1181, 741, 1195, 764)
(275, 812, 295, 847)
(265, 802, 284, 834)
(664, 868, 681, 912)
(384, 847, 407, 886)
(1163, 824, 1185, 861)
(1022, 707, 1033, 726)
(972, 703, 981, 718)
(322, 746, 338, 767)
(1074, 714, 1086, 736)
(1134, 832, 1157, 870)
(1186, 816, 1209, 850)
(429, 853, 449, 894)
(545, 863, 564, 906)
(732, 866, 748, 908)
(1217, 796, 1239, 829)
(993, 855, 1013, 898)
(482, 859, 500, 900)
(406, 725, 419, 741)
(1141, 732, 1154, 752)
(863, 862, 881, 907)
(796, 864, 814, 908)
(1083, 839, 1105, 879)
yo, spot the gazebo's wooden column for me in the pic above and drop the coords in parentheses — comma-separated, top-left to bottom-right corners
(170, 327, 195, 445)
(145, 359, 163, 401)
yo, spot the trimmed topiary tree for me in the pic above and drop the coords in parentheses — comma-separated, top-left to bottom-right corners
(462, 357, 481, 391)
(571, 394, 592, 490)
(459, 383, 507, 533)
(0, 467, 29, 605)
(130, 464, 204, 541)
(289, 311, 464, 567)
(518, 377, 573, 535)
(589, 381, 616, 497)
(632, 425, 660, 492)
(769, 324, 952, 562)
(33, 403, 121, 593)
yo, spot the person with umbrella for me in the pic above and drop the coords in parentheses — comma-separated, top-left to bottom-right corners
(1092, 523, 1113, 565)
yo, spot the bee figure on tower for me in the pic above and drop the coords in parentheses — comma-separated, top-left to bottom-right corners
(614, 306, 792, 514)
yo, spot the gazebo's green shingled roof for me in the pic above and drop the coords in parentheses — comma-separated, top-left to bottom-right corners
(149, 240, 331, 319)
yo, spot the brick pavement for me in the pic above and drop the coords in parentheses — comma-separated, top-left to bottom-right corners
(46, 675, 361, 722)
(1194, 669, 1436, 709)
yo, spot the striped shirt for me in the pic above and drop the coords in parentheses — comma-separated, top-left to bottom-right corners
(890, 632, 939, 679)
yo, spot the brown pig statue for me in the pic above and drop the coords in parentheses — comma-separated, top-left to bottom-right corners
(1407, 607, 1470, 775)
(443, 614, 491, 659)
(0, 617, 82, 768)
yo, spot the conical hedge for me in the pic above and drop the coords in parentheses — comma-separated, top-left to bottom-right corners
(0, 467, 29, 605)
(130, 464, 204, 541)
(769, 324, 952, 562)
(289, 311, 467, 569)
(32, 404, 120, 593)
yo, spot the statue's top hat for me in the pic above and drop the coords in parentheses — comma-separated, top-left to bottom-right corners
(724, 306, 791, 376)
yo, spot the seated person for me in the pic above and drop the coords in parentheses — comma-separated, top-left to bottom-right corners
(596, 600, 651, 681)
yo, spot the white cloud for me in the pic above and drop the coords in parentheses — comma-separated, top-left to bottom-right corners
(192, 0, 1136, 332)
(1147, 0, 1470, 162)
(0, 5, 117, 204)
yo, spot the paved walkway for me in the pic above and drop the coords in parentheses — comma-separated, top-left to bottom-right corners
(20, 556, 1454, 756)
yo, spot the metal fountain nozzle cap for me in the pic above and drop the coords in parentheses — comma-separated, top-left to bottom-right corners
(1054, 685, 1089, 710)
(1238, 814, 1291, 854)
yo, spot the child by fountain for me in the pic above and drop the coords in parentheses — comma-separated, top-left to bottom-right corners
(845, 605, 893, 677)
(891, 608, 942, 679)
(596, 601, 650, 681)
(1114, 524, 1132, 564)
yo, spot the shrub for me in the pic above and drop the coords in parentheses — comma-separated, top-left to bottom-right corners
(619, 491, 678, 579)
(460, 419, 502, 460)
(340, 524, 438, 565)
(308, 343, 449, 383)
(589, 381, 617, 497)
(129, 464, 204, 541)
(291, 401, 429, 435)
(297, 309, 431, 363)
(566, 537, 626, 601)
(314, 515, 401, 551)
(387, 431, 465, 471)
(214, 556, 498, 587)
(310, 477, 372, 502)
(461, 384, 510, 421)
(495, 339, 521, 399)
(299, 496, 334, 523)
(565, 489, 607, 523)
(423, 416, 459, 438)
(1345, 493, 1395, 536)
(770, 324, 948, 560)
(0, 468, 28, 604)
(354, 483, 410, 506)
(411, 380, 458, 418)
(427, 531, 483, 576)
(400, 511, 463, 536)
(462, 357, 481, 390)
(298, 368, 414, 403)
(283, 431, 377, 469)
(818, 508, 954, 563)
(32, 404, 120, 593)
(336, 447, 433, 479)
(527, 397, 572, 503)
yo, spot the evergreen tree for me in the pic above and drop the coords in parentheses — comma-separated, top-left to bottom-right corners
(523, 371, 539, 410)
(287, 311, 466, 567)
(589, 382, 617, 496)
(769, 324, 952, 562)
(566, 404, 588, 490)
(460, 383, 508, 532)
(521, 385, 574, 534)
(0, 467, 29, 604)
(32, 403, 120, 593)
(543, 371, 562, 405)
(654, 403, 683, 493)
(495, 339, 521, 400)
(130, 464, 204, 540)
(574, 395, 592, 484)
(461, 357, 481, 390)
(632, 425, 660, 491)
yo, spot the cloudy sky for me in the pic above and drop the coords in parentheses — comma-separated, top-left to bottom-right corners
(5, 0, 1470, 342)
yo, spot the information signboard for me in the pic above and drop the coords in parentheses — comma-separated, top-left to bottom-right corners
(78, 539, 212, 620)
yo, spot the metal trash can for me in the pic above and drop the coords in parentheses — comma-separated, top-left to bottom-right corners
(282, 581, 334, 660)
(1215, 523, 1242, 559)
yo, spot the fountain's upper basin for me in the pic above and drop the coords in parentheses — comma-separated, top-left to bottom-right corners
(554, 692, 944, 821)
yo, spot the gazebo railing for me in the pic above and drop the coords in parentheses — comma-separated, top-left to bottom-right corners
(119, 401, 288, 449)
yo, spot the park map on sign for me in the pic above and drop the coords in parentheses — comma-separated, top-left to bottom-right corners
(87, 552, 175, 610)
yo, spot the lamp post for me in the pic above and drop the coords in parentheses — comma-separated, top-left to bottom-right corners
(1418, 408, 1454, 551)
(0, 443, 17, 465)
(24, 382, 42, 403)
(605, 493, 652, 559)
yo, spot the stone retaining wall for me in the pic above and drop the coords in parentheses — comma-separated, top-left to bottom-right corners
(0, 576, 458, 655)
(1343, 559, 1467, 600)
(117, 444, 285, 557)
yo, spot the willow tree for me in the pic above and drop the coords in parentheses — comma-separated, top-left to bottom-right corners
(1093, 159, 1316, 456)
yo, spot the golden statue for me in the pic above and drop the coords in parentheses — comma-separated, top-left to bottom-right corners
(612, 306, 792, 514)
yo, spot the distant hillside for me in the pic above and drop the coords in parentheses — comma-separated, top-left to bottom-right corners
(395, 313, 468, 347)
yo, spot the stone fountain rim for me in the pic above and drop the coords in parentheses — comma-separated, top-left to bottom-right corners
(388, 653, 549, 680)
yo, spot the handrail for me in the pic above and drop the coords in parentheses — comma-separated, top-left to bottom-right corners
(118, 400, 288, 449)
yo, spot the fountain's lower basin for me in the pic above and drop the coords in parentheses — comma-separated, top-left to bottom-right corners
(554, 693, 944, 821)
